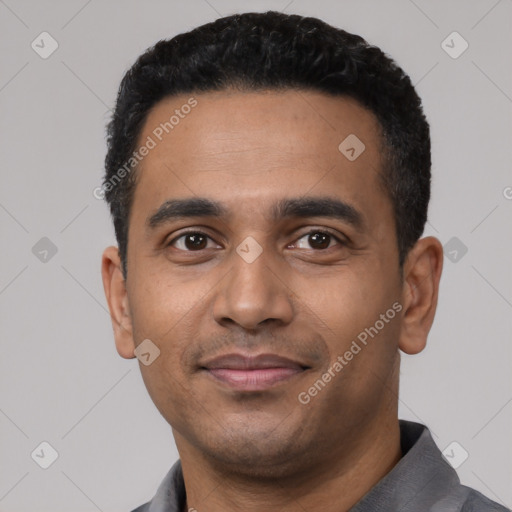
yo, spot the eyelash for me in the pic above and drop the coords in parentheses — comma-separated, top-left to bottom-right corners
(166, 228, 346, 251)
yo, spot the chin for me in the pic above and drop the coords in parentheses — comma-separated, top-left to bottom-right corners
(197, 425, 311, 479)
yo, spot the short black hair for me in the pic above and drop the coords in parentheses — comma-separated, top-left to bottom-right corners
(103, 10, 431, 279)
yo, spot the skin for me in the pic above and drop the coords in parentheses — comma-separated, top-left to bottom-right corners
(101, 89, 443, 512)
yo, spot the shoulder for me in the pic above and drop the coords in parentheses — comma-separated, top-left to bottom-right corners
(460, 486, 510, 511)
(127, 459, 185, 512)
(129, 502, 150, 512)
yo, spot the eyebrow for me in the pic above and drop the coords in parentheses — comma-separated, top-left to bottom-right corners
(146, 196, 364, 231)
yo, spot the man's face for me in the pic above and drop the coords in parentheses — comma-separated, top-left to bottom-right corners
(121, 90, 404, 475)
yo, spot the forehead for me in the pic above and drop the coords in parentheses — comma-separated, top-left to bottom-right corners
(139, 88, 383, 164)
(130, 89, 390, 230)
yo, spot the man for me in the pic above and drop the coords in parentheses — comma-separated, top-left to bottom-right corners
(100, 11, 509, 512)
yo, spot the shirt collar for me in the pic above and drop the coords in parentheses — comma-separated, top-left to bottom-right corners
(350, 420, 470, 511)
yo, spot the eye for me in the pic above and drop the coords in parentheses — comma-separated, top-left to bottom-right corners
(166, 228, 345, 253)
(292, 229, 344, 250)
(167, 230, 219, 251)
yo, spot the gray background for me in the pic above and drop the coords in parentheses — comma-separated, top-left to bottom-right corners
(1, 0, 511, 510)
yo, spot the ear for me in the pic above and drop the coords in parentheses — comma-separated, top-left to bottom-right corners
(101, 246, 135, 359)
(398, 236, 444, 355)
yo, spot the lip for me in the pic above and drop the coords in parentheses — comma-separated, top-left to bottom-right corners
(200, 353, 310, 391)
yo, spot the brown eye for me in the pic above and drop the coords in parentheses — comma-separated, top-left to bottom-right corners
(294, 230, 342, 250)
(308, 232, 331, 249)
(168, 231, 215, 251)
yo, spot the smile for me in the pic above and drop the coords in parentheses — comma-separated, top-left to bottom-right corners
(200, 353, 310, 391)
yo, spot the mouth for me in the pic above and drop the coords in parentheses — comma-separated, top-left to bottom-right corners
(200, 353, 311, 391)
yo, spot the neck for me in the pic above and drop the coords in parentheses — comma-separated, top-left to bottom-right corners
(176, 415, 402, 512)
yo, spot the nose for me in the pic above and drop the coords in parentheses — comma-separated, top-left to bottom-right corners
(212, 245, 294, 330)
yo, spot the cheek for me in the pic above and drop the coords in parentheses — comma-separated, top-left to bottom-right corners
(307, 276, 401, 413)
(329, 277, 401, 396)
(138, 355, 200, 436)
(127, 280, 202, 400)
(129, 274, 202, 341)
(296, 262, 396, 350)
(128, 268, 222, 369)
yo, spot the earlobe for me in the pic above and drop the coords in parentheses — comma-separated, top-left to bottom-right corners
(101, 246, 136, 359)
(398, 236, 444, 355)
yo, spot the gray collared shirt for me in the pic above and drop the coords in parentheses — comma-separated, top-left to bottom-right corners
(131, 420, 510, 512)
